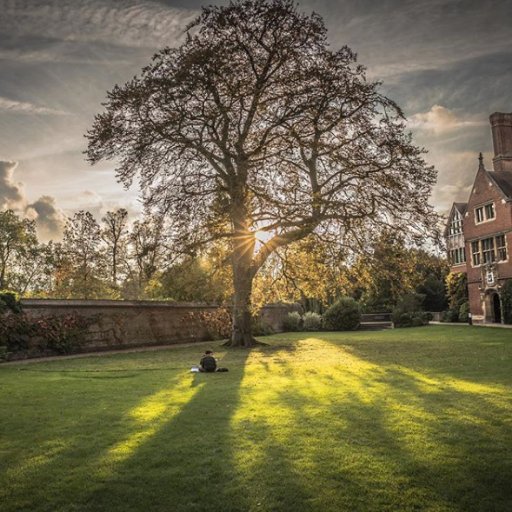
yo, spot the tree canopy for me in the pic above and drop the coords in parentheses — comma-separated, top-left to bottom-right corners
(86, 0, 439, 346)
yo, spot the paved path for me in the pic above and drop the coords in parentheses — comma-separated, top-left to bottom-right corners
(430, 321, 512, 329)
(0, 340, 217, 366)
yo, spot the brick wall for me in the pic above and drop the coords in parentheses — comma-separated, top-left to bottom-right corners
(19, 299, 300, 352)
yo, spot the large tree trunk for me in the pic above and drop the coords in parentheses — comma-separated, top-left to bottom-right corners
(229, 264, 256, 347)
(227, 187, 257, 348)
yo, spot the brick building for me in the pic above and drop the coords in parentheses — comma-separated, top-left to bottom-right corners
(445, 112, 512, 324)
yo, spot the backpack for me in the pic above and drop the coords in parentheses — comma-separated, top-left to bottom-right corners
(201, 355, 217, 372)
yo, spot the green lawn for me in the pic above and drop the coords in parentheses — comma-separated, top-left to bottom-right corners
(1, 325, 511, 512)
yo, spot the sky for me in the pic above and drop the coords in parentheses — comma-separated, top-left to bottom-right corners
(1, 0, 511, 240)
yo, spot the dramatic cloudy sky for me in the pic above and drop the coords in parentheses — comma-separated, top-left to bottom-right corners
(1, 0, 511, 240)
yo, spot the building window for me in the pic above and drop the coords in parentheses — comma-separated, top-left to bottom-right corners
(449, 210, 463, 236)
(475, 202, 495, 224)
(472, 241, 480, 266)
(496, 234, 507, 261)
(471, 235, 508, 266)
(450, 247, 466, 265)
(481, 237, 495, 263)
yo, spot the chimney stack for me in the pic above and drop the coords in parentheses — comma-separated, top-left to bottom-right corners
(490, 112, 512, 171)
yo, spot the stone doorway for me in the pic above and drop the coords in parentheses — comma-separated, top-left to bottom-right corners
(492, 292, 502, 324)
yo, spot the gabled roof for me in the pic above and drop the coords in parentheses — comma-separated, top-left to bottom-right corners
(488, 169, 512, 199)
(453, 202, 468, 215)
(444, 202, 467, 237)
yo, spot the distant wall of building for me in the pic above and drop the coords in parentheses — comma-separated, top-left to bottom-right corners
(20, 299, 299, 352)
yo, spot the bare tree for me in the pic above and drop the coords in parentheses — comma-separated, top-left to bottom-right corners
(101, 208, 129, 289)
(86, 0, 438, 346)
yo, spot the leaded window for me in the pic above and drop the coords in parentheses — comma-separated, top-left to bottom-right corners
(449, 211, 463, 236)
(475, 203, 495, 224)
(472, 241, 480, 266)
(481, 237, 495, 263)
(496, 235, 507, 261)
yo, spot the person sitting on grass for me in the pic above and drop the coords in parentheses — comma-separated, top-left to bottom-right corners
(199, 350, 217, 372)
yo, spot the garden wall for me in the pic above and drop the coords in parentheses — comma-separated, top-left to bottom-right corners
(19, 299, 298, 352)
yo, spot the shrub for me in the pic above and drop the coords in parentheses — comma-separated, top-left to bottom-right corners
(0, 290, 22, 315)
(446, 272, 468, 310)
(411, 313, 428, 327)
(442, 309, 459, 322)
(392, 311, 429, 328)
(302, 311, 322, 331)
(252, 319, 274, 336)
(0, 314, 34, 352)
(502, 280, 512, 325)
(282, 311, 302, 332)
(0, 313, 92, 355)
(36, 315, 92, 354)
(187, 308, 232, 340)
(458, 301, 470, 323)
(323, 297, 361, 331)
(392, 292, 429, 328)
(392, 311, 429, 327)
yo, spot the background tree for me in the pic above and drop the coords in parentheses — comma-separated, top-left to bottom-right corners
(124, 214, 168, 298)
(7, 242, 47, 296)
(0, 210, 38, 290)
(158, 254, 232, 303)
(348, 231, 448, 312)
(61, 211, 107, 299)
(252, 235, 348, 311)
(86, 0, 439, 346)
(101, 208, 129, 293)
(349, 231, 414, 312)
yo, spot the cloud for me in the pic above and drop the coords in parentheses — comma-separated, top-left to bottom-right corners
(311, 0, 512, 80)
(0, 0, 197, 54)
(427, 150, 489, 212)
(0, 96, 68, 116)
(0, 160, 26, 209)
(408, 105, 486, 134)
(70, 189, 140, 223)
(379, 51, 512, 116)
(25, 195, 67, 241)
(0, 159, 66, 240)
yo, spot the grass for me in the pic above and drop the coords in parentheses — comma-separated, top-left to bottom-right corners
(1, 325, 511, 512)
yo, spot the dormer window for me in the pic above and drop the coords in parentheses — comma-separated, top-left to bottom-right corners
(475, 202, 495, 224)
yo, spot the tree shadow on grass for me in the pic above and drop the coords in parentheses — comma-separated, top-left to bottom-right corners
(3, 344, 307, 512)
(73, 345, 314, 512)
(78, 361, 248, 511)
(0, 369, 190, 512)
(301, 336, 512, 511)
(341, 325, 512, 386)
